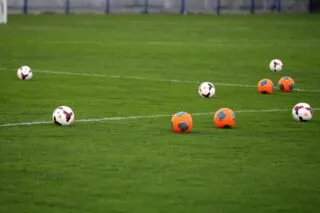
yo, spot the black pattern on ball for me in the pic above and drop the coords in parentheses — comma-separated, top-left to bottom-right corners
(289, 83, 294, 91)
(223, 125, 232, 129)
(53, 116, 62, 126)
(63, 111, 73, 122)
(178, 122, 189, 132)
(217, 111, 226, 120)
(299, 116, 308, 122)
(260, 80, 267, 86)
(203, 92, 211, 98)
(21, 73, 28, 80)
(278, 83, 284, 90)
(295, 106, 303, 115)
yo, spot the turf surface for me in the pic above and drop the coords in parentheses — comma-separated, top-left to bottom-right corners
(0, 14, 320, 213)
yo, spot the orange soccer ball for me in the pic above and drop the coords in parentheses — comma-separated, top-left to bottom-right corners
(278, 76, 295, 92)
(171, 112, 193, 133)
(214, 108, 236, 128)
(257, 79, 274, 94)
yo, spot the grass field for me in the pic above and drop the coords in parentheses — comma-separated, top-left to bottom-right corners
(0, 14, 320, 213)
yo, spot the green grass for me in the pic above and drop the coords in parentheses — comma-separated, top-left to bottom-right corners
(1, 14, 320, 213)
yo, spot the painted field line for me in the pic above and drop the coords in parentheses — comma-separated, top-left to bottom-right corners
(0, 67, 253, 87)
(24, 69, 320, 92)
(34, 69, 201, 85)
(0, 108, 319, 128)
(1, 67, 320, 92)
(2, 67, 320, 92)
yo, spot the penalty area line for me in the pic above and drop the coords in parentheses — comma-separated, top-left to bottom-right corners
(0, 108, 319, 128)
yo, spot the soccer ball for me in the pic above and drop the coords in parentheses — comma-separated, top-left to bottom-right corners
(257, 79, 274, 94)
(171, 112, 193, 133)
(292, 103, 313, 122)
(52, 106, 75, 126)
(213, 108, 236, 128)
(269, 59, 283, 72)
(17, 65, 33, 80)
(278, 76, 295, 92)
(198, 82, 215, 98)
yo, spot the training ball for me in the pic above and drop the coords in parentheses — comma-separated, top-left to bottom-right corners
(52, 106, 75, 126)
(257, 79, 274, 94)
(198, 82, 215, 98)
(214, 108, 236, 128)
(171, 112, 193, 133)
(292, 103, 313, 122)
(278, 76, 295, 92)
(17, 65, 33, 80)
(269, 59, 283, 72)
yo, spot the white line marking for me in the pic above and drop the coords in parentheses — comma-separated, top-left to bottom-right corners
(35, 69, 201, 84)
(23, 69, 320, 92)
(1, 67, 320, 92)
(0, 121, 52, 127)
(0, 108, 319, 128)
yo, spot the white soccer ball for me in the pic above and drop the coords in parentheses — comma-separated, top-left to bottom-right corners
(52, 106, 75, 126)
(292, 102, 313, 122)
(198, 82, 215, 98)
(17, 65, 33, 80)
(269, 59, 283, 72)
